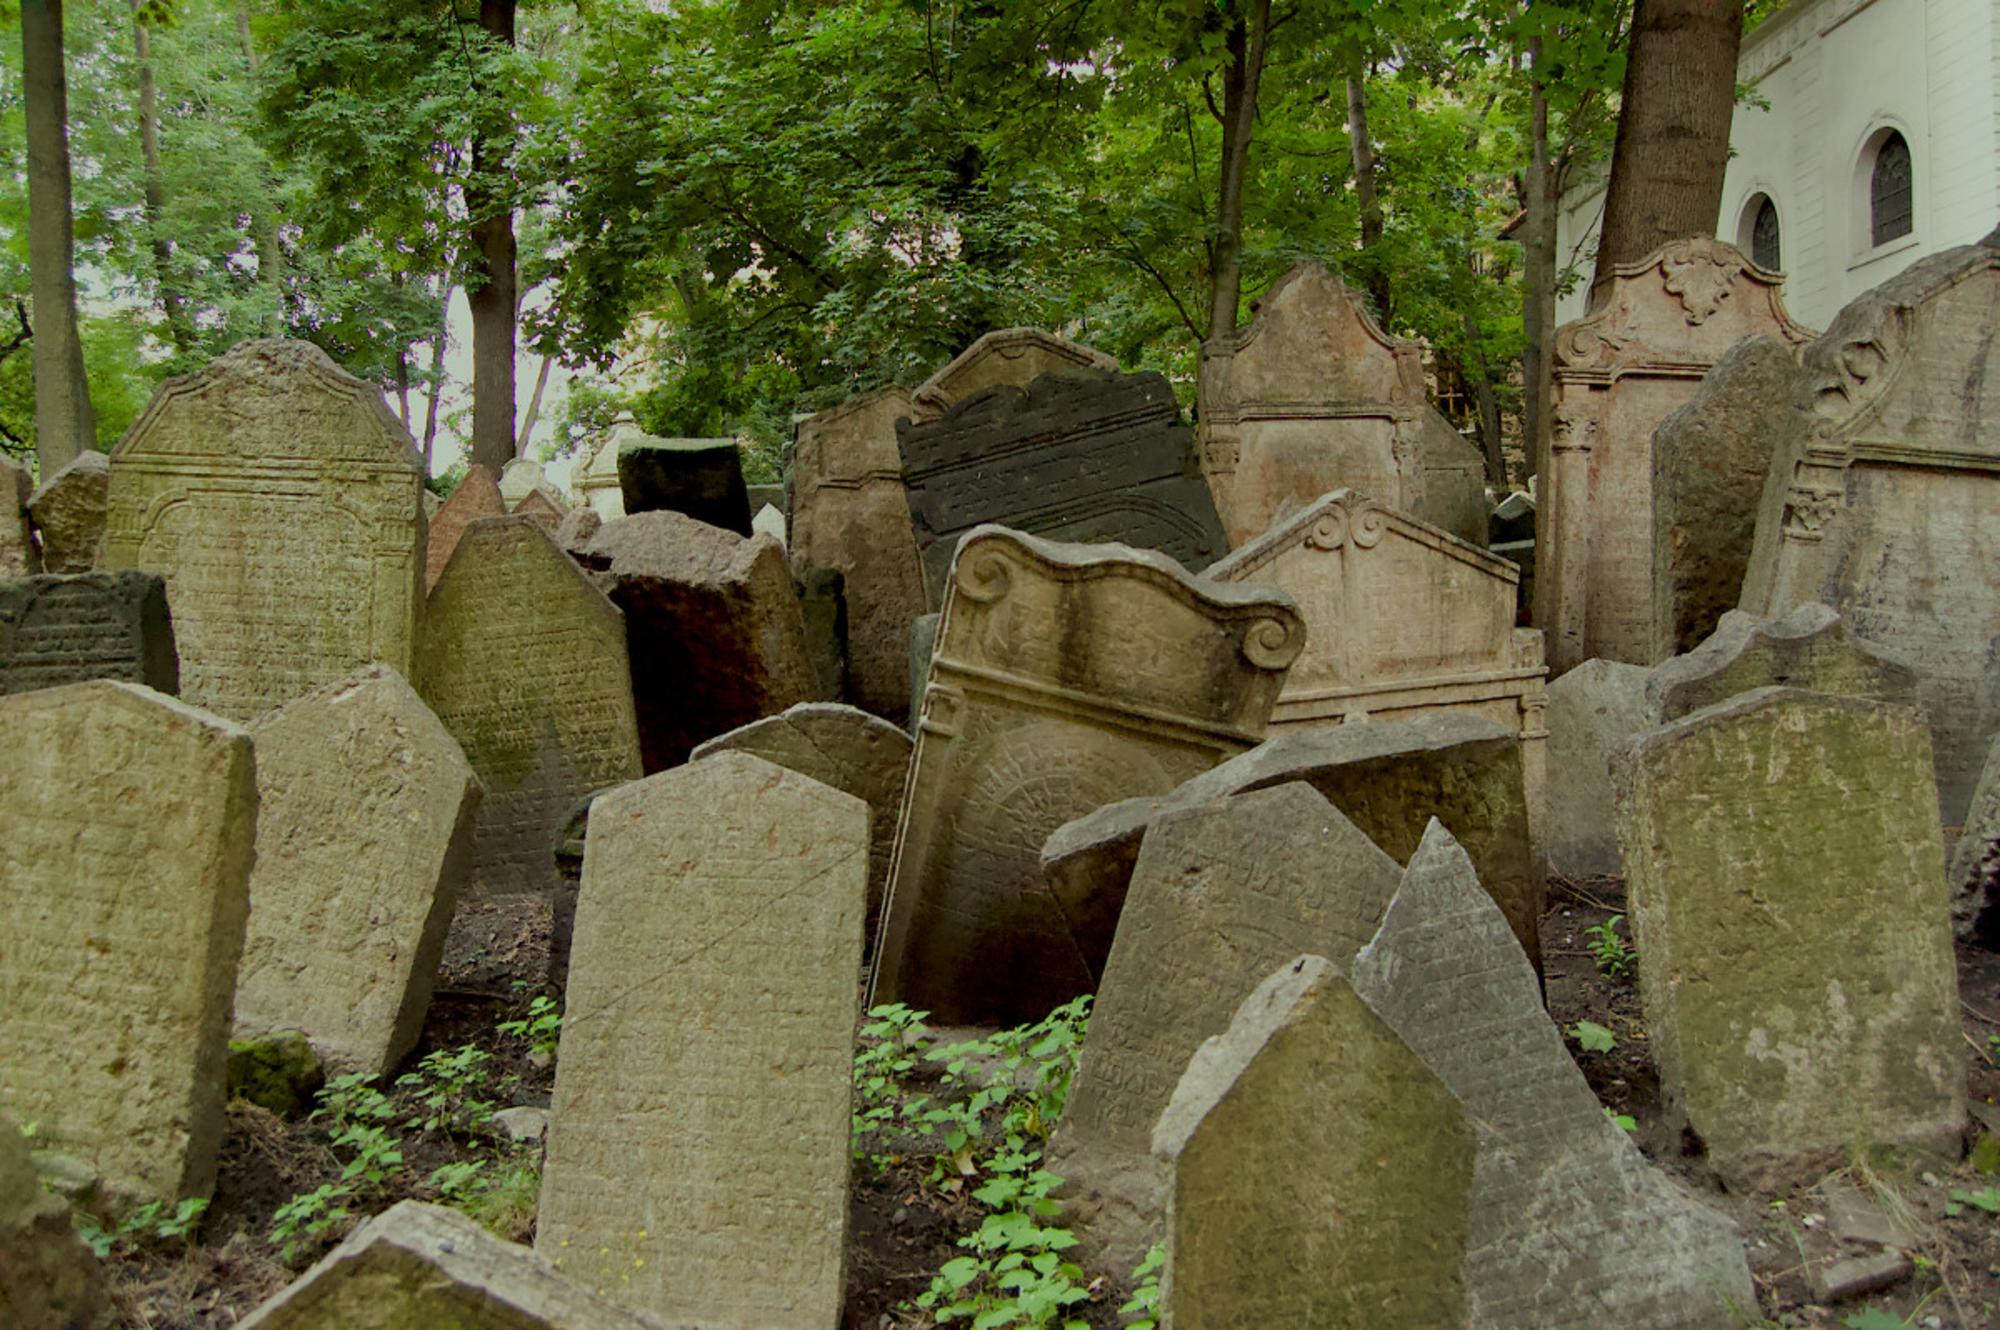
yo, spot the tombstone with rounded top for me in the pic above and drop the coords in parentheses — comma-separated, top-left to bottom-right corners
(908, 326, 1116, 421)
(0, 571, 178, 697)
(25, 449, 108, 573)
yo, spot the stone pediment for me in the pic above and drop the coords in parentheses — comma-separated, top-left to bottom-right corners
(1200, 261, 1424, 416)
(909, 328, 1116, 420)
(1211, 488, 1519, 587)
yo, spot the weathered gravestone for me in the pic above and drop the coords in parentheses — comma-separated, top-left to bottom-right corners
(0, 680, 254, 1203)
(1611, 688, 1962, 1189)
(1352, 821, 1756, 1329)
(0, 1114, 107, 1330)
(424, 464, 506, 593)
(418, 517, 641, 897)
(512, 487, 568, 534)
(0, 457, 36, 579)
(26, 449, 109, 574)
(1152, 954, 1474, 1330)
(102, 338, 425, 720)
(1197, 261, 1487, 546)
(869, 526, 1303, 1026)
(616, 436, 751, 536)
(552, 505, 601, 557)
(1741, 234, 2000, 823)
(571, 420, 635, 520)
(236, 665, 482, 1077)
(752, 502, 785, 544)
(907, 611, 939, 725)
(497, 458, 552, 508)
(1048, 784, 1402, 1274)
(1952, 734, 2000, 944)
(908, 325, 1118, 420)
(238, 1201, 664, 1330)
(1539, 238, 1811, 673)
(577, 511, 819, 770)
(1645, 601, 1922, 722)
(538, 754, 865, 1330)
(898, 370, 1229, 605)
(747, 482, 785, 513)
(0, 572, 178, 697)
(1545, 659, 1654, 880)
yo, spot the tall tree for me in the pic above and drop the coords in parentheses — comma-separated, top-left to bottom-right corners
(464, 0, 516, 469)
(21, 0, 97, 472)
(1206, 0, 1273, 338)
(130, 0, 198, 354)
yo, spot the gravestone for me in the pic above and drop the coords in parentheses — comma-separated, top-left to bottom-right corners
(869, 526, 1303, 1025)
(752, 502, 785, 544)
(907, 611, 939, 724)
(0, 680, 254, 1203)
(237, 1201, 664, 1330)
(1741, 234, 2000, 823)
(747, 482, 785, 512)
(795, 565, 847, 701)
(0, 572, 178, 697)
(0, 1114, 106, 1330)
(898, 369, 1229, 605)
(497, 458, 551, 508)
(1540, 238, 1811, 672)
(616, 436, 751, 536)
(511, 487, 566, 535)
(418, 517, 641, 897)
(571, 420, 635, 519)
(538, 754, 864, 1330)
(1352, 822, 1757, 1328)
(1049, 784, 1401, 1273)
(1197, 262, 1487, 545)
(26, 449, 109, 573)
(1645, 602, 1922, 722)
(425, 464, 506, 593)
(1952, 734, 2000, 943)
(908, 326, 1117, 420)
(552, 505, 601, 557)
(0, 457, 35, 578)
(1612, 688, 1962, 1188)
(102, 338, 425, 720)
(236, 665, 482, 1077)
(1545, 659, 1654, 879)
(1152, 955, 1473, 1330)
(577, 511, 819, 770)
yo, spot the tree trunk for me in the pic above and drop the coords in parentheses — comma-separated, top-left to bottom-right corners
(394, 347, 411, 430)
(235, 0, 284, 327)
(22, 0, 96, 475)
(1345, 53, 1391, 323)
(516, 352, 552, 458)
(465, 0, 518, 472)
(1588, 0, 1743, 302)
(1521, 33, 1555, 488)
(1206, 0, 1271, 341)
(130, 2, 195, 354)
(421, 289, 451, 472)
(1460, 316, 1508, 487)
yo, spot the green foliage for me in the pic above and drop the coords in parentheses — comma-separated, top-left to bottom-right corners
(395, 1044, 497, 1135)
(1603, 1107, 1637, 1132)
(1585, 914, 1636, 982)
(1570, 1020, 1617, 1054)
(1946, 1187, 2000, 1217)
(1119, 1244, 1164, 1330)
(75, 1197, 209, 1258)
(497, 993, 563, 1061)
(1843, 1311, 1911, 1330)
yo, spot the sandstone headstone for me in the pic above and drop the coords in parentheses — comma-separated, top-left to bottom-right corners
(1050, 784, 1402, 1272)
(0, 681, 254, 1203)
(1545, 658, 1654, 879)
(1352, 821, 1756, 1328)
(0, 572, 178, 697)
(616, 436, 751, 536)
(1952, 733, 2000, 944)
(511, 486, 566, 534)
(102, 338, 425, 720)
(0, 1114, 106, 1330)
(908, 326, 1117, 420)
(538, 754, 864, 1330)
(425, 464, 506, 593)
(497, 458, 551, 508)
(25, 449, 108, 574)
(1197, 261, 1487, 546)
(795, 564, 846, 701)
(1612, 688, 1962, 1188)
(870, 526, 1303, 1025)
(238, 1200, 664, 1330)
(552, 505, 601, 557)
(907, 610, 939, 724)
(0, 456, 37, 579)
(1540, 238, 1811, 672)
(418, 517, 641, 897)
(236, 665, 482, 1076)
(1152, 954, 1473, 1330)
(1645, 601, 1923, 722)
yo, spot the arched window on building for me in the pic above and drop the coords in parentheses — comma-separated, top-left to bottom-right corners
(1870, 131, 1914, 246)
(1740, 193, 1782, 271)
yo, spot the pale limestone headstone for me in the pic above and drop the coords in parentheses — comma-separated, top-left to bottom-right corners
(1352, 822, 1756, 1328)
(1152, 954, 1473, 1330)
(0, 456, 37, 578)
(497, 457, 550, 508)
(751, 501, 786, 545)
(1645, 602, 1923, 722)
(238, 1201, 664, 1330)
(869, 525, 1304, 1026)
(0, 680, 254, 1203)
(0, 571, 178, 697)
(538, 753, 865, 1330)
(1050, 783, 1401, 1273)
(571, 420, 636, 520)
(417, 517, 641, 897)
(25, 449, 108, 574)
(102, 339, 425, 720)
(1197, 262, 1487, 546)
(0, 1114, 106, 1330)
(1540, 238, 1811, 672)
(1545, 658, 1655, 879)
(908, 326, 1116, 421)
(1611, 688, 1962, 1189)
(236, 665, 482, 1076)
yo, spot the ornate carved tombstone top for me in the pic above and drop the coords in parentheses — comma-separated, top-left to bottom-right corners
(908, 327, 1116, 422)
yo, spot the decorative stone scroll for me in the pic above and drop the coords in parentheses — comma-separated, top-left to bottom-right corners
(1196, 262, 1487, 546)
(0, 571, 178, 697)
(102, 338, 426, 720)
(908, 326, 1117, 421)
(1538, 237, 1812, 673)
(868, 525, 1303, 1026)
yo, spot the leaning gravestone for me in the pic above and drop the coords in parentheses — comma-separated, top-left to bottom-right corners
(425, 464, 506, 593)
(26, 449, 109, 574)
(0, 572, 178, 697)
(616, 436, 751, 536)
(539, 754, 865, 1330)
(236, 665, 483, 1077)
(1152, 955, 1474, 1330)
(0, 680, 254, 1203)
(869, 525, 1303, 1026)
(1612, 688, 1962, 1189)
(1049, 784, 1402, 1274)
(1952, 734, 2000, 943)
(1645, 601, 1922, 722)
(418, 517, 642, 897)
(0, 1113, 107, 1330)
(1544, 659, 1654, 880)
(909, 326, 1118, 420)
(1352, 822, 1756, 1328)
(102, 339, 424, 721)
(0, 457, 36, 578)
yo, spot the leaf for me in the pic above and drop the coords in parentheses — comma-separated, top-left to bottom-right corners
(939, 1256, 982, 1291)
(1972, 1133, 2000, 1175)
(1948, 1186, 2000, 1215)
(1570, 1021, 1616, 1053)
(1842, 1310, 1909, 1329)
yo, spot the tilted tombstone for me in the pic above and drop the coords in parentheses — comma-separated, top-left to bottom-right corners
(1612, 688, 1962, 1189)
(1049, 784, 1402, 1274)
(1198, 262, 1487, 546)
(1952, 733, 2000, 943)
(102, 338, 425, 720)
(1741, 234, 2000, 823)
(1151, 954, 1474, 1330)
(0, 572, 178, 697)
(1539, 238, 1811, 673)
(616, 436, 751, 536)
(538, 754, 865, 1330)
(898, 369, 1229, 605)
(0, 1113, 107, 1330)
(0, 457, 36, 578)
(236, 665, 483, 1077)
(25, 449, 109, 574)
(0, 680, 254, 1203)
(418, 517, 642, 897)
(751, 502, 785, 544)
(1544, 659, 1655, 880)
(1352, 822, 1756, 1328)
(868, 526, 1304, 1026)
(907, 325, 1117, 421)
(424, 464, 506, 593)
(1645, 601, 1922, 722)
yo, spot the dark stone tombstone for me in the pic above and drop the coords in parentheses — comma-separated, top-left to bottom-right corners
(0, 572, 179, 697)
(616, 437, 752, 536)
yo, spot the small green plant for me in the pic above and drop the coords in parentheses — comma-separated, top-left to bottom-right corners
(498, 994, 562, 1061)
(428, 1160, 488, 1199)
(1986, 1032, 2000, 1067)
(1120, 1244, 1164, 1329)
(396, 1044, 497, 1134)
(1569, 1020, 1617, 1054)
(1945, 1186, 2000, 1217)
(1843, 1310, 1910, 1329)
(76, 1197, 208, 1258)
(1585, 914, 1636, 982)
(270, 1183, 357, 1262)
(1603, 1107, 1637, 1132)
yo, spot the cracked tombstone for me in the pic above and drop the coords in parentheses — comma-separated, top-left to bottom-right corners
(0, 571, 179, 697)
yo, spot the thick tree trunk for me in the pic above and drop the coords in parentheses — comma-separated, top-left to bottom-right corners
(1345, 54, 1392, 323)
(465, 0, 518, 472)
(234, 0, 284, 326)
(516, 353, 552, 458)
(131, 3, 195, 354)
(22, 0, 96, 474)
(1589, 0, 1743, 302)
(1521, 35, 1555, 488)
(1206, 0, 1271, 340)
(421, 289, 451, 472)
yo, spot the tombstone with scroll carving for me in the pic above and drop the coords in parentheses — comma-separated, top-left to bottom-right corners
(1537, 237, 1812, 673)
